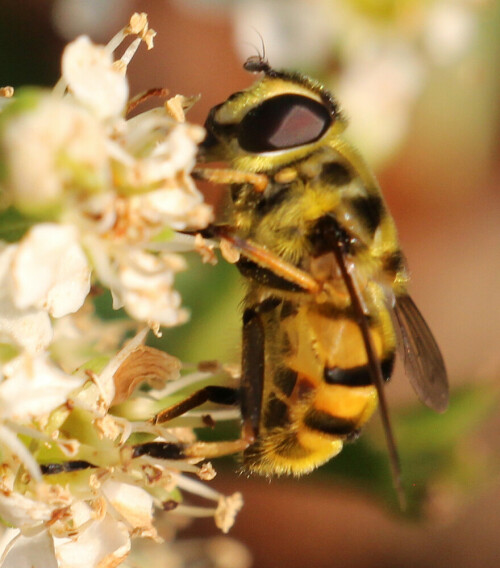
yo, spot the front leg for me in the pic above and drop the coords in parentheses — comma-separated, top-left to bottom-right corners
(204, 225, 321, 294)
(193, 166, 268, 193)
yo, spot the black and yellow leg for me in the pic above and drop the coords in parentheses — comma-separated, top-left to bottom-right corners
(132, 438, 252, 461)
(148, 384, 254, 461)
(152, 385, 239, 425)
(240, 305, 266, 440)
(144, 385, 253, 461)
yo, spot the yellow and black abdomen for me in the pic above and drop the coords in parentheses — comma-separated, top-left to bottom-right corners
(242, 287, 397, 476)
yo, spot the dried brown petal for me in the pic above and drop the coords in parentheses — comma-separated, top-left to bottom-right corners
(112, 346, 181, 405)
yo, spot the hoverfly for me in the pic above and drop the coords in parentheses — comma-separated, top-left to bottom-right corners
(153, 56, 449, 504)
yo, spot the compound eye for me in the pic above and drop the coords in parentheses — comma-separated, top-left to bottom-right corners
(238, 94, 332, 153)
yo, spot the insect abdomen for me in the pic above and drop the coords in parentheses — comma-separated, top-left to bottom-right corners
(242, 298, 396, 476)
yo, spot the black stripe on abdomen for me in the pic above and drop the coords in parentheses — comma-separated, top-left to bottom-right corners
(263, 393, 291, 430)
(304, 408, 358, 437)
(323, 353, 395, 386)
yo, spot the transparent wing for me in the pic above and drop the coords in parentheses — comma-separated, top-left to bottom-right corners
(394, 295, 449, 413)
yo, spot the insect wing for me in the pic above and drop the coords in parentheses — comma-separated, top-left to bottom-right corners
(394, 295, 449, 413)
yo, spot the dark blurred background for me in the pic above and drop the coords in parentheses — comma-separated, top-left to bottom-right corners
(2, 1, 500, 566)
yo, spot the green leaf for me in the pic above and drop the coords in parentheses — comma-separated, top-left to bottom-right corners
(0, 207, 36, 242)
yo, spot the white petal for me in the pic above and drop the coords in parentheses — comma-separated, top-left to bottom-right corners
(0, 247, 52, 351)
(131, 183, 212, 231)
(122, 286, 187, 327)
(0, 301, 52, 354)
(101, 480, 156, 537)
(0, 354, 84, 420)
(116, 251, 188, 326)
(12, 224, 91, 318)
(3, 96, 108, 212)
(0, 530, 58, 568)
(62, 35, 129, 119)
(55, 515, 130, 568)
(0, 490, 52, 527)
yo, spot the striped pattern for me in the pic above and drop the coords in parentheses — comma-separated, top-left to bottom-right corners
(237, 153, 401, 475)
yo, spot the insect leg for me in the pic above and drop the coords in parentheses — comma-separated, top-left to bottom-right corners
(152, 385, 239, 425)
(203, 225, 320, 294)
(41, 460, 96, 475)
(240, 304, 267, 441)
(329, 231, 406, 509)
(193, 167, 268, 193)
(178, 223, 317, 292)
(132, 439, 252, 461)
(146, 386, 252, 461)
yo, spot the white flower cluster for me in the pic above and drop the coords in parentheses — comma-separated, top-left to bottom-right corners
(0, 330, 243, 567)
(1, 13, 211, 334)
(0, 13, 242, 568)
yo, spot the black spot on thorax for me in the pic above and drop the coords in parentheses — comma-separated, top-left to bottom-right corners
(349, 194, 384, 236)
(320, 162, 353, 186)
